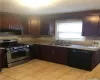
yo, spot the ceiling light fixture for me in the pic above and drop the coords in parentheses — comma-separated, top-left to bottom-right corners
(18, 0, 56, 9)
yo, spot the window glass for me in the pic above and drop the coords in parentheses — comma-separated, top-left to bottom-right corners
(56, 20, 84, 40)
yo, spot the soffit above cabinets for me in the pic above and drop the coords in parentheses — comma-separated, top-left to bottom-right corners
(0, 0, 100, 15)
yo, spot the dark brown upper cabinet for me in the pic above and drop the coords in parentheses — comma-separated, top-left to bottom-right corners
(82, 15, 100, 36)
(8, 14, 22, 30)
(21, 16, 29, 35)
(1, 13, 23, 30)
(1, 13, 10, 29)
(0, 12, 2, 29)
(28, 17, 40, 36)
(40, 19, 55, 36)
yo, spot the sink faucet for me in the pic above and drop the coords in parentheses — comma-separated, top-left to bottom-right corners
(92, 40, 99, 47)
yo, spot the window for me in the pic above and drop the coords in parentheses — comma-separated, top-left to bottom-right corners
(56, 20, 84, 40)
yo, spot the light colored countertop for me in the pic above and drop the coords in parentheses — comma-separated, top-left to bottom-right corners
(19, 42, 100, 51)
(0, 47, 5, 49)
(36, 44, 99, 51)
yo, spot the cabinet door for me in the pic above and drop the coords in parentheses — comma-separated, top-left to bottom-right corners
(98, 16, 100, 36)
(28, 18, 40, 35)
(1, 49, 7, 68)
(40, 45, 52, 62)
(21, 16, 29, 35)
(34, 45, 42, 59)
(82, 15, 99, 36)
(52, 47, 68, 65)
(40, 20, 55, 36)
(9, 14, 23, 30)
(0, 12, 1, 29)
(0, 49, 2, 71)
(1, 13, 10, 29)
(1, 13, 23, 30)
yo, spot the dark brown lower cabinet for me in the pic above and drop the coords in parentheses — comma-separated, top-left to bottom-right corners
(34, 44, 100, 71)
(40, 45, 68, 65)
(40, 45, 52, 61)
(0, 49, 6, 71)
(91, 49, 100, 70)
(34, 45, 42, 59)
(29, 45, 36, 60)
(2, 50, 7, 68)
(0, 50, 2, 71)
(52, 47, 68, 65)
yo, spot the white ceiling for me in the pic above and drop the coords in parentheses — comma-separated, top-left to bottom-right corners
(0, 0, 100, 15)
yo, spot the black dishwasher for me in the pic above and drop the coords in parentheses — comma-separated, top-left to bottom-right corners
(68, 49, 93, 71)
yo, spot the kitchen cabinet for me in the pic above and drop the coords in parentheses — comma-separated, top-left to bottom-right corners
(1, 13, 23, 31)
(27, 18, 55, 36)
(29, 44, 36, 60)
(40, 45, 53, 62)
(39, 45, 68, 65)
(8, 14, 23, 30)
(1, 49, 7, 68)
(52, 47, 68, 65)
(40, 19, 55, 36)
(21, 16, 29, 35)
(0, 49, 6, 71)
(28, 17, 40, 36)
(34, 44, 42, 59)
(1, 13, 10, 29)
(91, 49, 100, 70)
(0, 49, 2, 71)
(82, 15, 100, 36)
(0, 12, 2, 29)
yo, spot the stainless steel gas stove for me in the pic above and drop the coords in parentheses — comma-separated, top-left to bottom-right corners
(0, 39, 30, 67)
(6, 44, 30, 67)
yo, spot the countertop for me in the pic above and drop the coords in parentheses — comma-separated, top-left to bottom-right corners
(36, 43, 100, 51)
(0, 47, 5, 49)
(19, 42, 100, 51)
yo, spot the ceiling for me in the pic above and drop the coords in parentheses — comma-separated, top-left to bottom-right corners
(0, 0, 100, 15)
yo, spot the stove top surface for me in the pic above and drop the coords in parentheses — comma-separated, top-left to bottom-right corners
(1, 43, 29, 48)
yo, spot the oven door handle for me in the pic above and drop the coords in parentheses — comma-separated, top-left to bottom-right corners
(18, 49, 29, 52)
(10, 49, 29, 53)
(10, 50, 19, 53)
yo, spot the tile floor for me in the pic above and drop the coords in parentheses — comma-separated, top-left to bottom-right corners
(0, 59, 100, 80)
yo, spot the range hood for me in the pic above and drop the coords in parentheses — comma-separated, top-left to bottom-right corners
(0, 29, 22, 35)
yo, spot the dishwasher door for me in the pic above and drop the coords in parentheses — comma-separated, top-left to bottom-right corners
(68, 49, 92, 71)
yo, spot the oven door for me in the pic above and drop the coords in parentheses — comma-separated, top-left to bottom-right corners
(7, 49, 29, 63)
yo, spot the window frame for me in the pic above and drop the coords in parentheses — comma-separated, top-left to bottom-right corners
(55, 19, 85, 41)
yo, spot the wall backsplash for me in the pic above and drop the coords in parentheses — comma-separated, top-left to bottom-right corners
(0, 35, 35, 43)
(35, 36, 100, 46)
(0, 35, 100, 47)
(0, 36, 18, 40)
(18, 36, 36, 43)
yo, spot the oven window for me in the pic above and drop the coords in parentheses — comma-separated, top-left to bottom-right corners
(11, 51, 27, 59)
